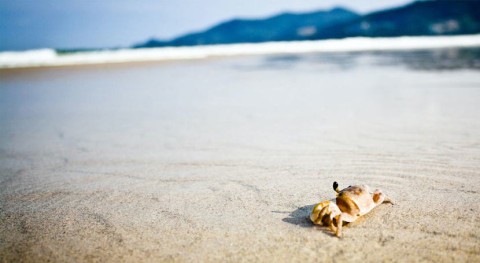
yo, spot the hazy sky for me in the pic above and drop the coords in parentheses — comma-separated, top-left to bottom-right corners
(0, 0, 410, 51)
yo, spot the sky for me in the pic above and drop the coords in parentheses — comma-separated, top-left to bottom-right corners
(0, 0, 410, 51)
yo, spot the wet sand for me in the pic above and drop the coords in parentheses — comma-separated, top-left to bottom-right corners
(1, 50, 480, 262)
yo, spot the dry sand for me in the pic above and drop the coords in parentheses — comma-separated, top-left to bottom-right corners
(1, 52, 479, 262)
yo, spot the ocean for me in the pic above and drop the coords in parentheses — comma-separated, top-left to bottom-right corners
(1, 37, 480, 164)
(1, 35, 480, 69)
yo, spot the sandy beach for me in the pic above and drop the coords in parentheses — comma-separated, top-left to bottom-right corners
(1, 49, 479, 262)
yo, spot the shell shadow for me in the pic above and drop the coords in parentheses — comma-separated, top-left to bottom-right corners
(281, 204, 314, 228)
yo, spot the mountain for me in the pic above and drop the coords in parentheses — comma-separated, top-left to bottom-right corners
(136, 7, 359, 48)
(311, 0, 480, 39)
(135, 1, 480, 48)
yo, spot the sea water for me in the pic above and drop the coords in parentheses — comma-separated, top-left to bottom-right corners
(1, 45, 479, 165)
(1, 35, 480, 69)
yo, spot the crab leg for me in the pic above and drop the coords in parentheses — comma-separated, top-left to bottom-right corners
(373, 189, 395, 205)
(335, 214, 343, 237)
(383, 195, 394, 205)
(329, 216, 337, 233)
(317, 206, 329, 225)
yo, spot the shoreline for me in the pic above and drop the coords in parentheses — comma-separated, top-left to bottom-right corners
(1, 34, 480, 69)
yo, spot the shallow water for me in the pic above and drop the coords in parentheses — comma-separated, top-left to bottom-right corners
(1, 48, 479, 161)
(1, 48, 479, 261)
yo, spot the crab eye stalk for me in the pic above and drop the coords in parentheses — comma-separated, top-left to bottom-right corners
(333, 181, 340, 193)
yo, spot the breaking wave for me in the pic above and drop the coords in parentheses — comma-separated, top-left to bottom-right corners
(1, 35, 480, 69)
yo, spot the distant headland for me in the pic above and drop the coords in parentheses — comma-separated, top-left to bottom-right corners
(135, 1, 480, 48)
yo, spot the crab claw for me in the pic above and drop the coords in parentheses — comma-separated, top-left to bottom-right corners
(310, 200, 341, 226)
(310, 200, 330, 225)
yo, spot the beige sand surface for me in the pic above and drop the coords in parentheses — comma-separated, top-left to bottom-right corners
(1, 52, 480, 262)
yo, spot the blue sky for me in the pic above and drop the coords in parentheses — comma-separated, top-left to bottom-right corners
(0, 0, 410, 51)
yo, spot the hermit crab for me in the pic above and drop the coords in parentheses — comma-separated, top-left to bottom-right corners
(310, 182, 393, 237)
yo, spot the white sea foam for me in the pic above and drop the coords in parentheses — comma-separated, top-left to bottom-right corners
(1, 35, 480, 69)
